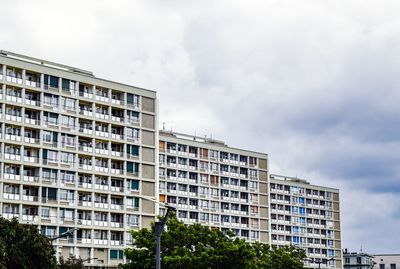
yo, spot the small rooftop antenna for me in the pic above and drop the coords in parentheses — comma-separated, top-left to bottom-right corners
(161, 121, 174, 131)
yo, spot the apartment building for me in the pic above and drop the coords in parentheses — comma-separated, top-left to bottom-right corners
(269, 174, 342, 269)
(0, 50, 157, 268)
(342, 250, 375, 269)
(158, 131, 269, 243)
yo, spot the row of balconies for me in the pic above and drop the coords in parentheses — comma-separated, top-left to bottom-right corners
(162, 149, 259, 169)
(163, 148, 259, 169)
(1, 71, 140, 109)
(2, 212, 136, 229)
(0, 109, 141, 131)
(270, 188, 330, 201)
(0, 119, 141, 144)
(2, 175, 140, 194)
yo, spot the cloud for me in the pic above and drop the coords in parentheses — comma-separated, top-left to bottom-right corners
(2, 0, 400, 252)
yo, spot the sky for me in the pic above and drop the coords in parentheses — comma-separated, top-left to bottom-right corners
(1, 0, 400, 253)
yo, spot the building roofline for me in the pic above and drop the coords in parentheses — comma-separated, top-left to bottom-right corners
(0, 50, 156, 95)
(270, 174, 339, 191)
(159, 130, 268, 158)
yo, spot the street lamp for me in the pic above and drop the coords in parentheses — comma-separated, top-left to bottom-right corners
(81, 257, 98, 269)
(50, 228, 78, 244)
(155, 205, 176, 269)
(136, 195, 176, 269)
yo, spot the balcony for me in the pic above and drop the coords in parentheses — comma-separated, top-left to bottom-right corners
(79, 164, 92, 171)
(110, 240, 123, 246)
(6, 94, 22, 104)
(95, 130, 109, 138)
(4, 153, 21, 161)
(93, 239, 108, 245)
(23, 156, 39, 163)
(110, 221, 123, 228)
(5, 114, 22, 123)
(110, 168, 123, 175)
(3, 213, 19, 219)
(94, 202, 109, 209)
(95, 94, 109, 103)
(111, 151, 124, 157)
(24, 134, 40, 144)
(6, 74, 22, 84)
(22, 195, 39, 202)
(79, 109, 93, 117)
(94, 184, 109, 191)
(93, 220, 108, 227)
(5, 133, 22, 142)
(95, 112, 109, 121)
(23, 175, 39, 183)
(78, 182, 92, 189)
(22, 214, 39, 222)
(78, 200, 92, 207)
(110, 204, 122, 210)
(25, 98, 40, 107)
(25, 79, 40, 88)
(94, 166, 109, 173)
(77, 219, 92, 226)
(3, 193, 20, 200)
(4, 173, 21, 181)
(94, 148, 109, 155)
(77, 238, 92, 244)
(24, 117, 40, 125)
(79, 127, 93, 135)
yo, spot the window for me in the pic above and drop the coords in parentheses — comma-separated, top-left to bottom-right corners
(391, 264, 396, 269)
(110, 250, 124, 260)
(380, 265, 385, 269)
(127, 93, 139, 107)
(41, 207, 50, 218)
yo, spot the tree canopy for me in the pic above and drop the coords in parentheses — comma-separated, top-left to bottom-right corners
(0, 217, 57, 269)
(121, 214, 306, 269)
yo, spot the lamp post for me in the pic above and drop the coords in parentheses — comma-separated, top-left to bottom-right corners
(81, 257, 98, 269)
(136, 195, 176, 269)
(50, 228, 78, 244)
(155, 205, 176, 269)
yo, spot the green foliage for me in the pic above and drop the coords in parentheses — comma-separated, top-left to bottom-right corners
(120, 214, 306, 269)
(0, 217, 57, 269)
(59, 255, 84, 269)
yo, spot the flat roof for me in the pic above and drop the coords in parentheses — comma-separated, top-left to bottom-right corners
(270, 174, 339, 192)
(159, 130, 268, 159)
(0, 50, 156, 98)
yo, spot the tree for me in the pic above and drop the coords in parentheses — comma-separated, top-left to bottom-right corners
(120, 214, 306, 269)
(0, 217, 57, 269)
(59, 255, 84, 269)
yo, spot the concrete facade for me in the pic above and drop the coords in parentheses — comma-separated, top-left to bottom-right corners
(0, 50, 157, 268)
(373, 254, 400, 269)
(270, 174, 342, 269)
(158, 131, 270, 242)
(343, 251, 374, 269)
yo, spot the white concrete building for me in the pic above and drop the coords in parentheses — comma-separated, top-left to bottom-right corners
(270, 174, 342, 269)
(158, 131, 270, 243)
(0, 50, 158, 268)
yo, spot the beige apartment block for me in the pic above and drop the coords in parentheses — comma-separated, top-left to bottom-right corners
(0, 51, 157, 268)
(270, 174, 342, 269)
(158, 131, 269, 243)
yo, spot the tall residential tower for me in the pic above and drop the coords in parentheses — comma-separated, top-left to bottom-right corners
(158, 131, 270, 243)
(270, 174, 342, 269)
(0, 50, 157, 268)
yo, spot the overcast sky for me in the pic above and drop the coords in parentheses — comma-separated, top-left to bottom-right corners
(2, 0, 400, 253)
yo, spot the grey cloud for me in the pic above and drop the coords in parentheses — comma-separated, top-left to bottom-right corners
(2, 0, 400, 253)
